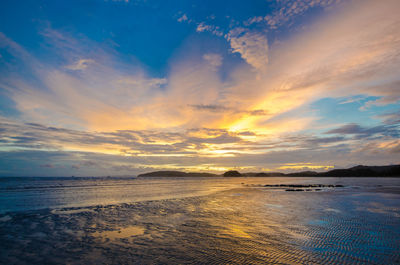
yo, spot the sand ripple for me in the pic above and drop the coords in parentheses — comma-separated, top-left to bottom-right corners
(0, 187, 399, 264)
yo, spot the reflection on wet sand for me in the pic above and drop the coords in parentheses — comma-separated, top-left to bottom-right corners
(218, 224, 252, 239)
(0, 181, 399, 264)
(92, 226, 145, 241)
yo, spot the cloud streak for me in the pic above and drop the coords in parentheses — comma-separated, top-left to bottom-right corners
(1, 0, 400, 175)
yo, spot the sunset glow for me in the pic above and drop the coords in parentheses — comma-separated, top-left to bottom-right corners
(0, 0, 399, 176)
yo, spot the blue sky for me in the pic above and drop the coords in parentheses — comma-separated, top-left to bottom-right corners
(1, 0, 269, 74)
(0, 0, 399, 176)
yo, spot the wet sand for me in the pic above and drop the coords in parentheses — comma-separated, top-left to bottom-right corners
(1, 182, 399, 265)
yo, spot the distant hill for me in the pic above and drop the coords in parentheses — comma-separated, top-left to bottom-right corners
(320, 164, 400, 177)
(137, 171, 219, 178)
(137, 165, 400, 178)
(242, 172, 286, 177)
(286, 171, 319, 177)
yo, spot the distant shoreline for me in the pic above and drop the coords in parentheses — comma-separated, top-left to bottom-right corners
(137, 164, 400, 178)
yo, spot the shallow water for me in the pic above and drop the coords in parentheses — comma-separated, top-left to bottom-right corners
(0, 177, 399, 264)
(1, 176, 398, 214)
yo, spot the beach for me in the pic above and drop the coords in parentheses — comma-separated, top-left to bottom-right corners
(1, 177, 399, 264)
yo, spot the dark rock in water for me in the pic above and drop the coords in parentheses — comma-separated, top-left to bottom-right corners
(285, 189, 304, 192)
(264, 184, 345, 189)
(223, 170, 242, 177)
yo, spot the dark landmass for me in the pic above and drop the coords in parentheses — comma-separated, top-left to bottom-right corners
(137, 164, 400, 178)
(242, 172, 286, 177)
(137, 171, 219, 178)
(285, 171, 319, 176)
(223, 170, 242, 177)
(319, 165, 400, 177)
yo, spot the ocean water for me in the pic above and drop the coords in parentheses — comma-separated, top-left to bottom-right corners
(0, 176, 399, 264)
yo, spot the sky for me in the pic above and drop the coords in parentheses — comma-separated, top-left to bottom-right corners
(0, 0, 399, 176)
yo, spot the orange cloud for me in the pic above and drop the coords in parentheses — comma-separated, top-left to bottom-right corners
(1, 0, 400, 174)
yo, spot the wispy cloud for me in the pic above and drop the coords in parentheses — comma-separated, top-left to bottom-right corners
(189, 104, 268, 116)
(325, 123, 399, 139)
(177, 14, 188, 23)
(196, 22, 223, 36)
(0, 115, 399, 175)
(3, 1, 399, 135)
(376, 111, 400, 125)
(65, 59, 95, 71)
(246, 0, 343, 29)
(226, 28, 269, 70)
(202, 53, 222, 68)
(1, 0, 400, 175)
